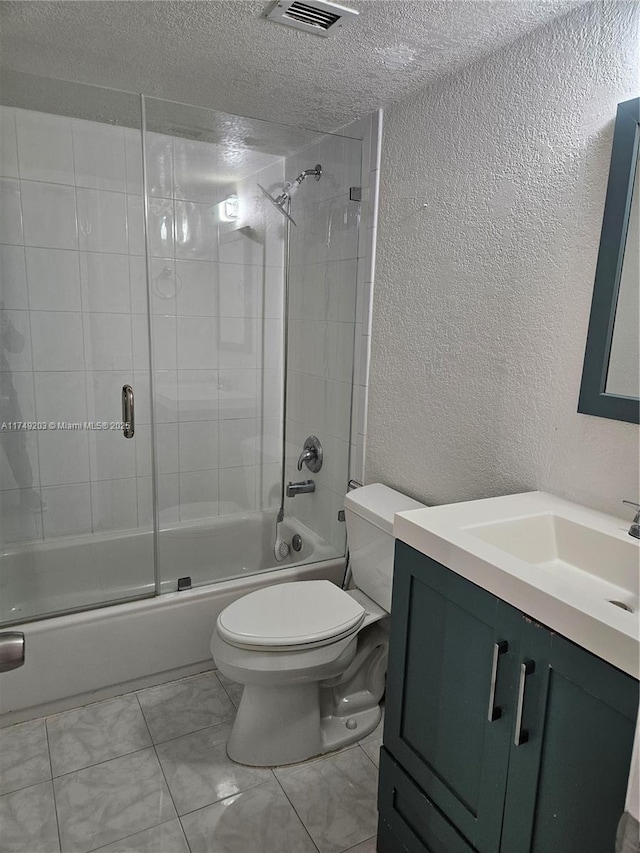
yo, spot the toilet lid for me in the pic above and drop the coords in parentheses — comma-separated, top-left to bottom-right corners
(217, 581, 366, 649)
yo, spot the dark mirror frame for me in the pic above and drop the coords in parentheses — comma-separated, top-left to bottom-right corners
(578, 96, 640, 425)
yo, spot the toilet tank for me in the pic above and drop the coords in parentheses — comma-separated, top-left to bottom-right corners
(344, 484, 425, 612)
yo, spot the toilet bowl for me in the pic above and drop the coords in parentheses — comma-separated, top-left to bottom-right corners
(210, 484, 424, 766)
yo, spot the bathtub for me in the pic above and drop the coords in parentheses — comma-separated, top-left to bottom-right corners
(0, 512, 345, 725)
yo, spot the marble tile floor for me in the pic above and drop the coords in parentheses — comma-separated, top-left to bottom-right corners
(0, 671, 382, 853)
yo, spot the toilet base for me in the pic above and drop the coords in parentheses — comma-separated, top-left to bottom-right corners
(227, 683, 381, 767)
(320, 704, 381, 755)
(227, 682, 322, 766)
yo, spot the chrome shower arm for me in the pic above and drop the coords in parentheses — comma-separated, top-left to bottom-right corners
(299, 164, 322, 181)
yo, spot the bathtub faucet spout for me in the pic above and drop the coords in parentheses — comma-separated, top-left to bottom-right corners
(287, 480, 316, 498)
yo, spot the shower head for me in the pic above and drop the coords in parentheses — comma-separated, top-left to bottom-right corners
(257, 164, 322, 227)
(258, 183, 297, 225)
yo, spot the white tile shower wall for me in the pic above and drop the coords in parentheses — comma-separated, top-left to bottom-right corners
(283, 118, 380, 550)
(0, 106, 284, 543)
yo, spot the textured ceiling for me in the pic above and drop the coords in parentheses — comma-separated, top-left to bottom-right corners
(0, 0, 583, 133)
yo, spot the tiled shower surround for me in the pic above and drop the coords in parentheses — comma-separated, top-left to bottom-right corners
(0, 105, 285, 543)
(0, 670, 381, 853)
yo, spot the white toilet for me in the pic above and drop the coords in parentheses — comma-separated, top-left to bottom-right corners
(210, 483, 424, 766)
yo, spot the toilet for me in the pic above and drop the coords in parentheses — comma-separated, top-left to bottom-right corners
(210, 483, 424, 766)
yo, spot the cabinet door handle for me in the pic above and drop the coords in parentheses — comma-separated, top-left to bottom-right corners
(514, 660, 535, 746)
(487, 640, 508, 722)
(122, 385, 134, 438)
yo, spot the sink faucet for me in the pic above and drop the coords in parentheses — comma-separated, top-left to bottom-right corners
(623, 501, 640, 539)
(287, 480, 315, 498)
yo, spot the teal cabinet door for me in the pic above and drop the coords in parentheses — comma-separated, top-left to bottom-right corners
(378, 748, 478, 853)
(385, 543, 522, 852)
(500, 620, 638, 853)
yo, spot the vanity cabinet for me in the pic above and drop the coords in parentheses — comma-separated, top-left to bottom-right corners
(378, 541, 638, 853)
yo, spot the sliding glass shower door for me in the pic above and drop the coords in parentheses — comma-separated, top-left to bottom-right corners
(142, 96, 362, 592)
(0, 72, 364, 621)
(0, 73, 156, 624)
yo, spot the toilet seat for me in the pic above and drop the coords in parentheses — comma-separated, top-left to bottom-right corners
(217, 580, 365, 651)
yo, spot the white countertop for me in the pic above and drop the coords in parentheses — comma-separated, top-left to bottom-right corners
(393, 491, 640, 678)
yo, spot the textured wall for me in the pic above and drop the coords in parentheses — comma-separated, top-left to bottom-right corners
(367, 2, 640, 517)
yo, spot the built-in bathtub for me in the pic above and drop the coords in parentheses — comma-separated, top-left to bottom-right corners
(0, 512, 345, 725)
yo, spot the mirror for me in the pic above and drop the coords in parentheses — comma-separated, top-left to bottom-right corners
(606, 153, 638, 397)
(578, 97, 640, 424)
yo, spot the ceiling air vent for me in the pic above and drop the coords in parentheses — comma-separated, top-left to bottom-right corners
(265, 0, 359, 37)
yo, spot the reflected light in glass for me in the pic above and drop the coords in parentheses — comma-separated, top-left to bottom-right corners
(219, 194, 239, 222)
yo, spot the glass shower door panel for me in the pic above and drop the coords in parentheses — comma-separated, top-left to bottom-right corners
(0, 73, 156, 625)
(143, 96, 337, 592)
(285, 133, 362, 561)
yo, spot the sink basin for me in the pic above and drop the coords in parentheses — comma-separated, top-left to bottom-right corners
(466, 513, 639, 613)
(393, 491, 640, 678)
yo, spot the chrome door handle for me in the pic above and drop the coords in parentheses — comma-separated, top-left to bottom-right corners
(487, 640, 508, 722)
(122, 385, 134, 438)
(514, 660, 535, 746)
(0, 632, 25, 672)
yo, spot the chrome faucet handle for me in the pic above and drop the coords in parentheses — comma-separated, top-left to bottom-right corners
(297, 436, 323, 473)
(622, 501, 640, 539)
(297, 448, 315, 471)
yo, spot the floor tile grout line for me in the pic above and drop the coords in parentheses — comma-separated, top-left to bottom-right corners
(43, 689, 163, 777)
(138, 713, 236, 749)
(341, 835, 377, 853)
(176, 816, 194, 853)
(133, 671, 236, 747)
(136, 684, 250, 845)
(43, 720, 64, 853)
(274, 744, 380, 853)
(175, 776, 291, 853)
(48, 744, 158, 780)
(133, 687, 155, 744)
(134, 690, 195, 853)
(134, 690, 184, 834)
(49, 689, 187, 853)
(358, 742, 381, 770)
(83, 816, 180, 853)
(39, 682, 147, 728)
(272, 772, 322, 853)
(0, 777, 68, 852)
(134, 669, 221, 703)
(152, 739, 181, 824)
(175, 773, 275, 820)
(213, 670, 240, 709)
(134, 690, 154, 742)
(25, 675, 234, 782)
